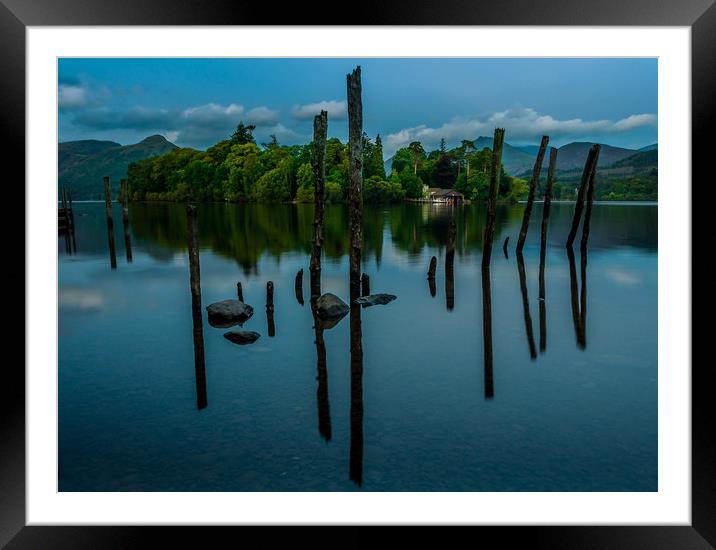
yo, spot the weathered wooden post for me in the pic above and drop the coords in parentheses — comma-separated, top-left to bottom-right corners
(446, 216, 456, 311)
(481, 128, 505, 269)
(566, 144, 600, 248)
(580, 145, 601, 251)
(360, 273, 370, 297)
(517, 252, 537, 360)
(481, 266, 494, 399)
(236, 281, 244, 302)
(186, 205, 207, 409)
(347, 66, 363, 302)
(295, 268, 304, 306)
(349, 300, 364, 487)
(266, 281, 275, 337)
(120, 178, 133, 263)
(516, 136, 549, 253)
(538, 148, 558, 353)
(310, 110, 328, 301)
(103, 176, 117, 269)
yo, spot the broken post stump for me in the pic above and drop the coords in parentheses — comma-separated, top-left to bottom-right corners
(482, 128, 505, 269)
(516, 135, 549, 254)
(266, 281, 275, 337)
(580, 145, 601, 252)
(310, 110, 328, 300)
(361, 273, 370, 297)
(295, 268, 304, 306)
(427, 255, 437, 279)
(103, 176, 117, 269)
(236, 281, 244, 302)
(566, 144, 600, 248)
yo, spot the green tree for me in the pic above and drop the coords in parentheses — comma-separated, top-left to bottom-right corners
(230, 122, 256, 145)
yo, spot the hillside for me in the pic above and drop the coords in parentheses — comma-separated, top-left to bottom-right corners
(59, 135, 178, 199)
(554, 142, 638, 171)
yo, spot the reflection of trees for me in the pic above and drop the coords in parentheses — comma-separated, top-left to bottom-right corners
(127, 202, 658, 273)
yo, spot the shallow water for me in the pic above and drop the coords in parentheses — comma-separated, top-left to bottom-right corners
(58, 201, 657, 491)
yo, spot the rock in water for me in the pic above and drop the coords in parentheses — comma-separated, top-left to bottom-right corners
(315, 293, 350, 320)
(354, 293, 397, 307)
(224, 330, 261, 345)
(207, 300, 254, 328)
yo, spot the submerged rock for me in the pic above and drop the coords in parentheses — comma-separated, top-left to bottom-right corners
(315, 293, 350, 320)
(354, 293, 397, 307)
(223, 330, 261, 345)
(206, 300, 254, 328)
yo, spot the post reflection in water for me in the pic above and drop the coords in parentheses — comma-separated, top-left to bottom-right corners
(481, 266, 494, 400)
(567, 246, 587, 349)
(538, 248, 547, 353)
(186, 205, 207, 410)
(517, 252, 538, 360)
(309, 278, 332, 442)
(349, 303, 364, 486)
(445, 217, 456, 311)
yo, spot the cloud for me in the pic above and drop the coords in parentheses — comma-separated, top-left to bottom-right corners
(245, 106, 280, 126)
(383, 107, 657, 155)
(291, 100, 346, 120)
(58, 85, 88, 109)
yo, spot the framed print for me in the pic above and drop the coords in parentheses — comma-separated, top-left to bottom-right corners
(5, 0, 711, 547)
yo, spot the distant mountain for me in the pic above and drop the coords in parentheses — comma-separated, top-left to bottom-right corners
(611, 148, 657, 169)
(472, 136, 538, 175)
(554, 142, 638, 171)
(59, 135, 178, 199)
(639, 143, 658, 152)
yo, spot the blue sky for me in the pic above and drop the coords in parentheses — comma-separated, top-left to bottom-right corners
(58, 58, 657, 156)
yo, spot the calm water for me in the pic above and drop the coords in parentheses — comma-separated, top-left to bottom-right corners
(58, 201, 657, 491)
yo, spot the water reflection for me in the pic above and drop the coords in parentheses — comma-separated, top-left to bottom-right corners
(446, 217, 456, 311)
(309, 279, 332, 442)
(567, 246, 588, 349)
(349, 303, 364, 486)
(186, 205, 207, 410)
(517, 253, 537, 360)
(481, 266, 494, 400)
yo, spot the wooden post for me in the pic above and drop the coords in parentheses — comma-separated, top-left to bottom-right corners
(446, 216, 456, 311)
(360, 273, 370, 297)
(538, 148, 557, 353)
(481, 266, 494, 399)
(187, 205, 207, 409)
(517, 252, 537, 359)
(481, 128, 505, 269)
(295, 268, 304, 306)
(516, 136, 549, 253)
(103, 176, 117, 269)
(67, 188, 75, 231)
(580, 145, 601, 251)
(266, 281, 275, 337)
(120, 179, 133, 263)
(236, 281, 244, 302)
(427, 256, 437, 279)
(347, 66, 363, 302)
(349, 301, 364, 487)
(502, 236, 510, 259)
(310, 110, 328, 300)
(566, 144, 600, 248)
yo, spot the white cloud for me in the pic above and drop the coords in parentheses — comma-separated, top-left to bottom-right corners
(58, 85, 88, 109)
(245, 106, 280, 126)
(383, 107, 657, 155)
(291, 100, 347, 120)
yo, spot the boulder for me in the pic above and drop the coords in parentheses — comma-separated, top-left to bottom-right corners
(206, 300, 254, 328)
(223, 330, 261, 345)
(315, 293, 349, 320)
(354, 293, 397, 308)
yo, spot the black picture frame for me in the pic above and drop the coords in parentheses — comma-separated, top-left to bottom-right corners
(6, 1, 710, 547)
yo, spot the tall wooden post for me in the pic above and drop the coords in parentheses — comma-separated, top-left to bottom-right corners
(120, 179, 133, 263)
(538, 147, 558, 353)
(103, 176, 117, 269)
(310, 110, 328, 300)
(187, 205, 207, 409)
(361, 273, 370, 297)
(347, 66, 363, 302)
(580, 145, 601, 251)
(516, 135, 549, 253)
(481, 128, 505, 269)
(566, 144, 600, 248)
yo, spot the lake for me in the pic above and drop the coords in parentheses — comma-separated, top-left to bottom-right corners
(58, 201, 657, 491)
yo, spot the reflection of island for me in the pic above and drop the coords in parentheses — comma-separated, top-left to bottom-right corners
(445, 217, 456, 311)
(187, 205, 207, 409)
(119, 202, 657, 272)
(349, 303, 364, 486)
